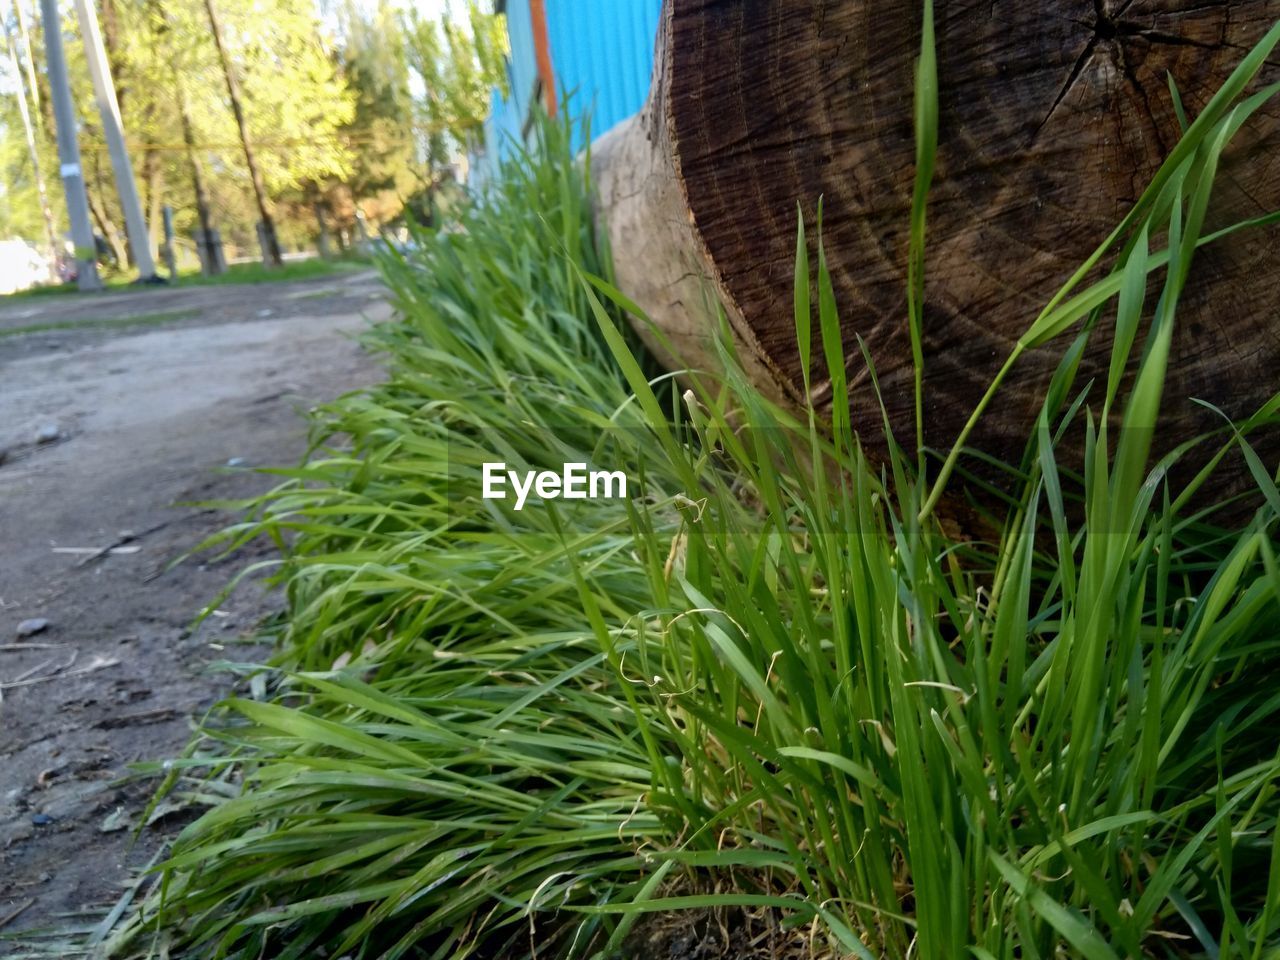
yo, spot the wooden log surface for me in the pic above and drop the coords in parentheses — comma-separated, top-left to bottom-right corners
(594, 0, 1280, 497)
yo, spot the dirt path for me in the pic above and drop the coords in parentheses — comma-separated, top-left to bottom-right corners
(0, 271, 389, 950)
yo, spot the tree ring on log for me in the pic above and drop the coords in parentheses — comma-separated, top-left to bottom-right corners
(596, 0, 1280, 511)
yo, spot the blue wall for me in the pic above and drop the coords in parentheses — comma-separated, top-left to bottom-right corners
(474, 0, 660, 182)
(544, 0, 659, 145)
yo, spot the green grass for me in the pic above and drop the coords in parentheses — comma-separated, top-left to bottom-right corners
(0, 308, 200, 339)
(173, 255, 369, 287)
(2, 255, 368, 299)
(89, 19, 1280, 960)
(1, 274, 140, 296)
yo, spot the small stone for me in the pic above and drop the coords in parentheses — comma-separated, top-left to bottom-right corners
(30, 813, 54, 826)
(16, 618, 49, 638)
(35, 423, 60, 443)
(226, 457, 246, 467)
(99, 807, 130, 833)
(256, 308, 274, 318)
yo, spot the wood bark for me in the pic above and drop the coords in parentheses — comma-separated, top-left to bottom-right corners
(88, 154, 129, 268)
(2, 11, 59, 273)
(594, 0, 1280, 498)
(203, 0, 282, 267)
(176, 80, 215, 242)
(143, 145, 163, 254)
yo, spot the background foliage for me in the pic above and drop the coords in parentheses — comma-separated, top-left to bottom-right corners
(0, 0, 507, 269)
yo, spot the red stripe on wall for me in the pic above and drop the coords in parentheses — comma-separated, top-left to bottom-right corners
(529, 0, 557, 118)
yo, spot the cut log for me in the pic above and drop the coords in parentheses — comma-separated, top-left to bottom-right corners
(593, 0, 1280, 500)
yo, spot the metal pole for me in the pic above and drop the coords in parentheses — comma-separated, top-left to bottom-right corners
(72, 0, 155, 279)
(38, 0, 100, 291)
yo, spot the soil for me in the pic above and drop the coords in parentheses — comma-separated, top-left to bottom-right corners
(623, 907, 838, 960)
(0, 269, 389, 950)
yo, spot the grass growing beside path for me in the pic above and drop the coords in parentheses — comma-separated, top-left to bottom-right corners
(3, 256, 368, 299)
(173, 256, 369, 288)
(0, 308, 200, 339)
(103, 22, 1280, 960)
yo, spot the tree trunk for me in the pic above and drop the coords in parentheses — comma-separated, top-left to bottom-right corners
(143, 145, 163, 254)
(2, 12, 59, 276)
(203, 0, 282, 266)
(171, 60, 216, 243)
(12, 0, 42, 122)
(593, 0, 1280, 498)
(88, 155, 129, 268)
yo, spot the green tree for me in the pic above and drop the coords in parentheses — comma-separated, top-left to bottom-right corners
(5, 0, 511, 264)
(401, 0, 507, 219)
(6, 0, 356, 264)
(328, 0, 417, 234)
(1, 1, 62, 247)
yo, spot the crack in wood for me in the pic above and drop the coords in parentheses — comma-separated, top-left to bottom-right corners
(1112, 37, 1171, 155)
(1029, 34, 1100, 147)
(1118, 25, 1230, 50)
(1037, 0, 1218, 156)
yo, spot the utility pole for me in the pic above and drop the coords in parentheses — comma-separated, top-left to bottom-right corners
(38, 0, 100, 290)
(2, 8, 59, 278)
(72, 0, 156, 279)
(202, 0, 281, 267)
